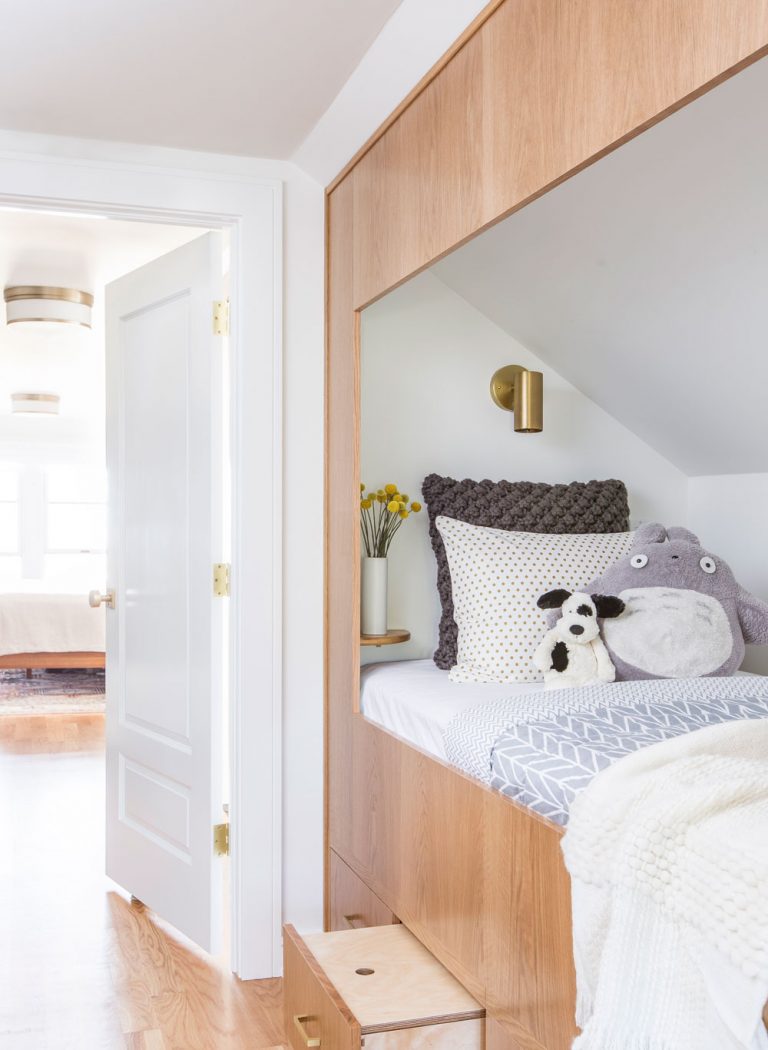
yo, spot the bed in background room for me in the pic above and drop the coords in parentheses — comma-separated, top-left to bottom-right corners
(0, 593, 105, 674)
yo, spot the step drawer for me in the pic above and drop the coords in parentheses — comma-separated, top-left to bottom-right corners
(284, 924, 485, 1050)
(329, 850, 399, 931)
(284, 924, 360, 1049)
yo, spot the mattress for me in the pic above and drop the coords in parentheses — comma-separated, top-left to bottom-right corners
(360, 659, 544, 760)
(0, 593, 106, 657)
(362, 661, 768, 827)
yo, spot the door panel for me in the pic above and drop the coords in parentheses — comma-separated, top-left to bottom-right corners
(105, 232, 225, 953)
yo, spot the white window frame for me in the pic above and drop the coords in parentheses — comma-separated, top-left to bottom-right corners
(45, 465, 107, 555)
(0, 465, 19, 556)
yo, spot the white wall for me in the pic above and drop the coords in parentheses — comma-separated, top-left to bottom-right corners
(689, 473, 768, 675)
(361, 272, 688, 664)
(280, 165, 326, 933)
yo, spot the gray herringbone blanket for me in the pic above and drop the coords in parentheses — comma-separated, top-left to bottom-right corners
(443, 676, 768, 824)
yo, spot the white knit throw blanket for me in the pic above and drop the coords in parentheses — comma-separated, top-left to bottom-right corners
(561, 718, 768, 1050)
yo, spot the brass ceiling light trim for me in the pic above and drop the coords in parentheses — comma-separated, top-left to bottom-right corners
(4, 286, 94, 328)
(490, 365, 543, 433)
(3, 286, 94, 305)
(11, 392, 61, 415)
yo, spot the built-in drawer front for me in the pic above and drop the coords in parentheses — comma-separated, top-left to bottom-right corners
(330, 850, 399, 931)
(284, 924, 360, 1050)
(284, 923, 484, 1050)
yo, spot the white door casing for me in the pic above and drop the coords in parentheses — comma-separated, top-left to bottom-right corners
(0, 140, 286, 978)
(105, 233, 225, 953)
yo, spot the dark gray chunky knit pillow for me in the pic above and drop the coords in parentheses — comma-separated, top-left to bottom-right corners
(422, 475, 630, 669)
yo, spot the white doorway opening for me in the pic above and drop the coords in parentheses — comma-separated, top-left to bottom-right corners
(0, 152, 283, 980)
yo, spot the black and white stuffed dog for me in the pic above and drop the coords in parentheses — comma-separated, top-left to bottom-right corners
(534, 590, 625, 690)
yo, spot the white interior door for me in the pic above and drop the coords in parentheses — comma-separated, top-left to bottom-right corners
(104, 232, 226, 953)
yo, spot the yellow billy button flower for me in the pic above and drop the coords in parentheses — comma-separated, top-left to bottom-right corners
(399, 509, 410, 519)
(387, 500, 400, 513)
(399, 494, 409, 503)
(366, 492, 375, 500)
(385, 483, 398, 495)
(361, 499, 373, 509)
(360, 483, 365, 491)
(411, 502, 422, 512)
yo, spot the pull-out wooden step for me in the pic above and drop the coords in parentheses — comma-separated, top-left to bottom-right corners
(284, 923, 485, 1049)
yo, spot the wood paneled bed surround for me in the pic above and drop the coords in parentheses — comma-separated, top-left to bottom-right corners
(325, 3, 768, 1047)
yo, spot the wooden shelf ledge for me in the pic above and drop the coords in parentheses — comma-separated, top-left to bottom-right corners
(360, 629, 410, 647)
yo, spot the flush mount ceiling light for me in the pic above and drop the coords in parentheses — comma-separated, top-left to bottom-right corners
(4, 286, 93, 329)
(490, 365, 544, 432)
(11, 392, 60, 415)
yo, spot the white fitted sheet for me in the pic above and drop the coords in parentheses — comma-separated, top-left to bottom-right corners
(360, 658, 544, 760)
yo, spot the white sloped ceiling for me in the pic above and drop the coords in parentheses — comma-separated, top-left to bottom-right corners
(0, 0, 403, 158)
(433, 56, 768, 477)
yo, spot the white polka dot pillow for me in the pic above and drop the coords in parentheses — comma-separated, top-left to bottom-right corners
(436, 516, 634, 683)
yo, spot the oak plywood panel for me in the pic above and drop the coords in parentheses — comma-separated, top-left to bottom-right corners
(483, 793, 575, 1050)
(283, 925, 360, 1050)
(333, 719, 492, 1002)
(329, 849, 399, 930)
(325, 174, 360, 902)
(349, 0, 768, 306)
(302, 924, 482, 1031)
(352, 32, 486, 308)
(329, 714, 573, 1040)
(481, 0, 768, 220)
(364, 1019, 484, 1049)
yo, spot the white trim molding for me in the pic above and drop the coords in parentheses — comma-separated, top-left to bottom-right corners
(0, 133, 284, 979)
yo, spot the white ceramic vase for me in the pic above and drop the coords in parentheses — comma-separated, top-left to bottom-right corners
(361, 557, 388, 636)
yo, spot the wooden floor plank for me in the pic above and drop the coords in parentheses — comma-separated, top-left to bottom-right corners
(124, 1031, 167, 1050)
(0, 713, 286, 1050)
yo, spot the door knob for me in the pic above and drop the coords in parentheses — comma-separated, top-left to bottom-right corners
(89, 589, 115, 609)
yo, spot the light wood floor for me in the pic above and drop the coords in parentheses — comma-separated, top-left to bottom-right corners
(0, 714, 286, 1050)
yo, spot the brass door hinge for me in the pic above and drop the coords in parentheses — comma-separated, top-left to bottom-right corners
(213, 562, 230, 597)
(213, 822, 229, 856)
(212, 298, 229, 336)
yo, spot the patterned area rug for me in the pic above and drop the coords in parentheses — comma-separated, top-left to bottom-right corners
(0, 668, 106, 715)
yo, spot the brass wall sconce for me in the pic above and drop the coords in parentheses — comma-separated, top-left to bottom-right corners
(490, 365, 543, 432)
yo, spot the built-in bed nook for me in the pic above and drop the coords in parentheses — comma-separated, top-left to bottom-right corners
(285, 7, 768, 1050)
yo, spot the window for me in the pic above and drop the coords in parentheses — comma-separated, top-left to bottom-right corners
(46, 466, 107, 553)
(0, 467, 19, 555)
(44, 466, 107, 592)
(0, 464, 106, 593)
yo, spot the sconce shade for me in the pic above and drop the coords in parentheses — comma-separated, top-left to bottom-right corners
(490, 365, 543, 432)
(11, 392, 60, 415)
(4, 286, 93, 328)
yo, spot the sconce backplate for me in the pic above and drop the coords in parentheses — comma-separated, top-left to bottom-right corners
(490, 364, 524, 411)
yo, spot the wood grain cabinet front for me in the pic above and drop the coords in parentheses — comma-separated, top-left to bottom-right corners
(329, 850, 400, 931)
(284, 924, 485, 1050)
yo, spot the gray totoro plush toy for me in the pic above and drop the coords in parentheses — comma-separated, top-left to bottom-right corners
(584, 523, 768, 680)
